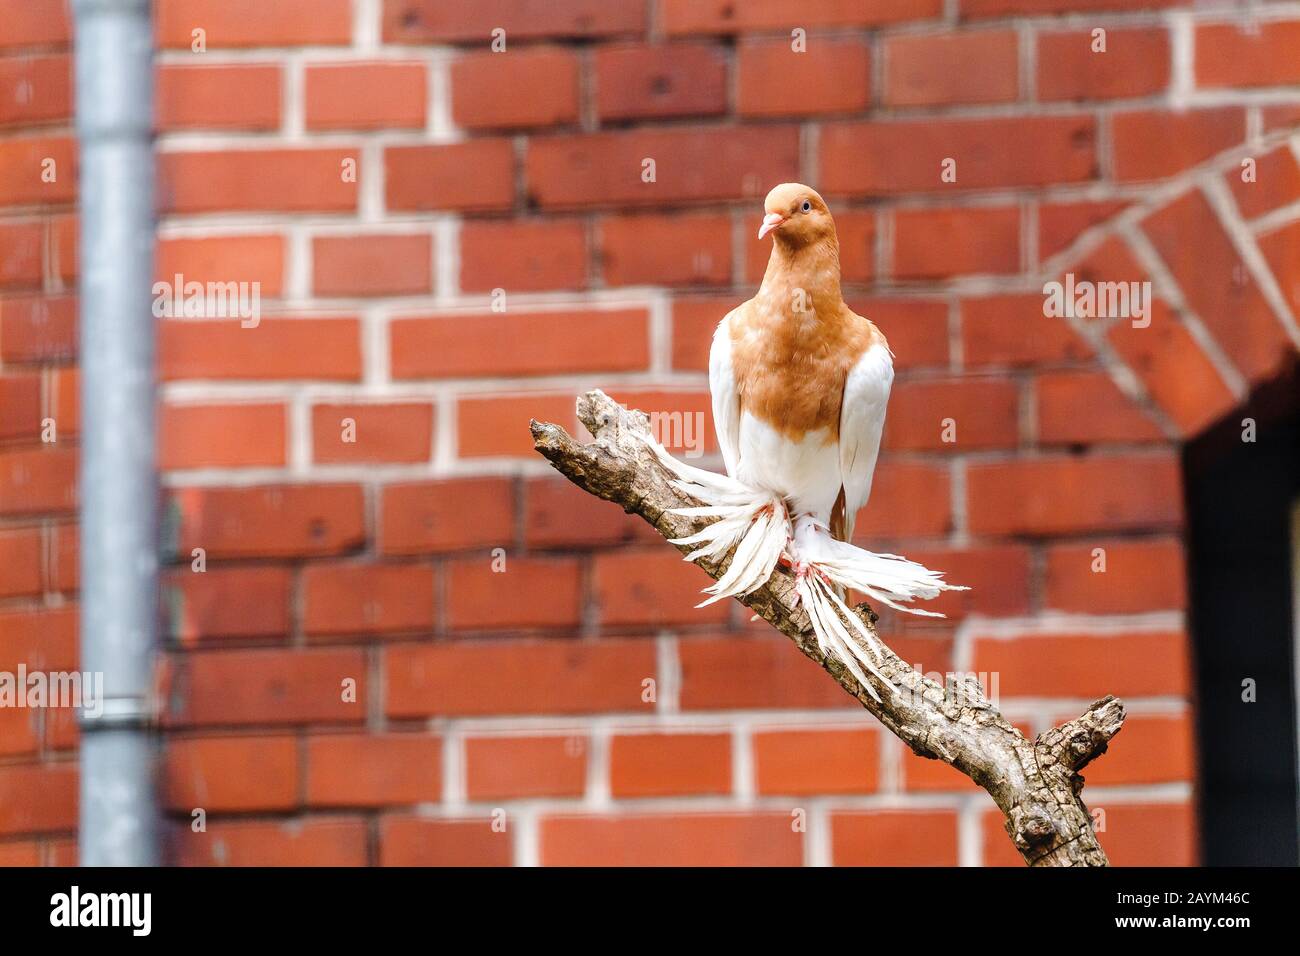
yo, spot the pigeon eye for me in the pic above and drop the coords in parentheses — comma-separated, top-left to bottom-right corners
(800, 200, 812, 213)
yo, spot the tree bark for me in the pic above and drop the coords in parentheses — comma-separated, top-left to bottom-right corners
(532, 390, 1125, 867)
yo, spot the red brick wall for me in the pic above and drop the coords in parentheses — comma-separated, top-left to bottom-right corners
(2, 0, 1299, 866)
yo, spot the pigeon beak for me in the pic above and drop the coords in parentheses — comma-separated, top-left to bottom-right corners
(758, 212, 785, 240)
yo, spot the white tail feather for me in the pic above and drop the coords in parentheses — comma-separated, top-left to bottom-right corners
(638, 433, 968, 697)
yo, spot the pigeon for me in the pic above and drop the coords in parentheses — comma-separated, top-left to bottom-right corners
(646, 183, 965, 699)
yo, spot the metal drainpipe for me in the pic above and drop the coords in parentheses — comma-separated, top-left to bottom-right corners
(73, 0, 160, 866)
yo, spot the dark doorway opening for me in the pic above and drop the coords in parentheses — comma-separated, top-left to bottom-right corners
(1184, 363, 1300, 865)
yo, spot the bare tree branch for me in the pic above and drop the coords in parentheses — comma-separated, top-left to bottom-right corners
(532, 389, 1125, 867)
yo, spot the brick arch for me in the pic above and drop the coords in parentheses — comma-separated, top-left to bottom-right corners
(1034, 123, 1300, 444)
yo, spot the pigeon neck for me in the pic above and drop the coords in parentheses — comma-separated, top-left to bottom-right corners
(759, 234, 844, 311)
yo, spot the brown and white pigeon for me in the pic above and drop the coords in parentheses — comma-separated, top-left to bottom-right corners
(647, 183, 965, 698)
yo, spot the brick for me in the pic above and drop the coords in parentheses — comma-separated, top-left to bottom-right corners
(609, 733, 731, 797)
(1263, 103, 1300, 133)
(48, 367, 76, 438)
(392, 308, 648, 379)
(1076, 712, 1194, 785)
(383, 0, 644, 43)
(50, 213, 75, 281)
(1037, 28, 1169, 101)
(1035, 370, 1164, 445)
(595, 43, 727, 122)
(0, 607, 78, 672)
(0, 53, 70, 127)
(380, 477, 515, 554)
(157, 64, 280, 130)
(0, 706, 40, 758)
(48, 521, 76, 593)
(0, 136, 76, 206)
(159, 402, 286, 470)
(902, 545, 1030, 619)
(972, 629, 1189, 698)
(312, 233, 431, 297)
(385, 140, 515, 212)
(677, 634, 852, 711)
(851, 299, 948, 369)
(662, 0, 942, 34)
(311, 402, 433, 464)
(884, 378, 1018, 451)
(0, 447, 76, 516)
(173, 819, 367, 867)
(593, 548, 728, 628)
(902, 747, 982, 792)
(0, 764, 76, 836)
(608, 389, 717, 457)
(0, 370, 41, 441)
(961, 295, 1093, 368)
(738, 37, 870, 116)
(964, 0, 1179, 14)
(524, 476, 647, 549)
(1259, 220, 1300, 320)
(982, 801, 1195, 866)
(1045, 537, 1186, 613)
(379, 817, 510, 866)
(156, 0, 352, 48)
(0, 295, 76, 364)
(892, 206, 1019, 279)
(306, 62, 426, 130)
(1144, 190, 1293, 383)
(451, 48, 577, 129)
(1197, 22, 1300, 89)
(884, 30, 1017, 106)
(526, 126, 800, 209)
(0, 0, 70, 50)
(164, 566, 292, 642)
(967, 454, 1181, 536)
(163, 736, 298, 812)
(156, 234, 284, 296)
(1111, 108, 1244, 182)
(159, 148, 358, 213)
(385, 638, 657, 718)
(0, 221, 42, 290)
(541, 812, 802, 866)
(754, 728, 877, 795)
(166, 648, 367, 727)
(1106, 300, 1236, 437)
(671, 296, 731, 371)
(459, 219, 587, 292)
(832, 810, 957, 866)
(446, 556, 580, 631)
(0, 527, 42, 599)
(852, 461, 952, 540)
(159, 317, 361, 382)
(465, 735, 587, 801)
(1038, 199, 1128, 260)
(0, 841, 40, 865)
(456, 393, 577, 459)
(169, 483, 365, 559)
(820, 116, 1096, 195)
(301, 562, 435, 637)
(600, 212, 731, 286)
(1094, 803, 1196, 866)
(306, 734, 441, 807)
(1227, 144, 1300, 220)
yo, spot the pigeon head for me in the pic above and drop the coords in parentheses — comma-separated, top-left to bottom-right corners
(757, 182, 835, 248)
